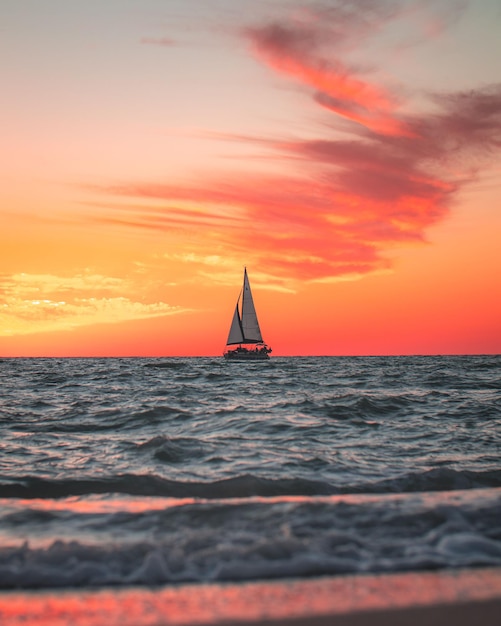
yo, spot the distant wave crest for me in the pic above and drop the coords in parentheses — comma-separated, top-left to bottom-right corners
(2, 468, 501, 499)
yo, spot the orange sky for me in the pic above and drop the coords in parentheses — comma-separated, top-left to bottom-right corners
(1, 0, 500, 356)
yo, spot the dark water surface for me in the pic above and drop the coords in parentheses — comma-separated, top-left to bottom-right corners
(0, 356, 500, 588)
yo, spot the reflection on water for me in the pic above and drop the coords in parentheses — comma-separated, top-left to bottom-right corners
(1, 568, 501, 626)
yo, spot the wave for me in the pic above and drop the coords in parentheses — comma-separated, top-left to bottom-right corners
(144, 361, 190, 370)
(1, 488, 500, 589)
(12, 405, 193, 433)
(132, 435, 210, 463)
(2, 467, 501, 500)
(0, 474, 331, 499)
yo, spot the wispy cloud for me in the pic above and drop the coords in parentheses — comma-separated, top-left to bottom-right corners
(159, 253, 296, 293)
(0, 273, 186, 336)
(92, 1, 501, 282)
(2, 272, 125, 297)
(244, 8, 406, 136)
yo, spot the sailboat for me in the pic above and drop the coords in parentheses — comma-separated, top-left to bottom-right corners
(223, 268, 272, 360)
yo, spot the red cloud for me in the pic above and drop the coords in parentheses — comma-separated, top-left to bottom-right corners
(245, 21, 406, 136)
(98, 83, 501, 281)
(95, 4, 501, 281)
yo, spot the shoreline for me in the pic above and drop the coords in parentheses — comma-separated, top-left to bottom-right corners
(1, 567, 500, 626)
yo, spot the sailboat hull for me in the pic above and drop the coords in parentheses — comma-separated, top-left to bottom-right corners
(224, 353, 270, 361)
(224, 348, 270, 361)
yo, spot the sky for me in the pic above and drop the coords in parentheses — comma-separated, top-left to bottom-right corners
(1, 0, 500, 356)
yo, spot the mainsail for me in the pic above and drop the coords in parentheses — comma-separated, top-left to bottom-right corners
(226, 268, 264, 345)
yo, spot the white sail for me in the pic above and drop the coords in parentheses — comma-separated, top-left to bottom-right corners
(225, 268, 264, 346)
(226, 303, 244, 345)
(241, 268, 263, 343)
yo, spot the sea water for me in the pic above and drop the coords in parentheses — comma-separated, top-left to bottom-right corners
(0, 355, 500, 589)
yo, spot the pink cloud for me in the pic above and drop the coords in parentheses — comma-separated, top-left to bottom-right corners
(96, 82, 501, 280)
(93, 3, 501, 281)
(244, 19, 405, 136)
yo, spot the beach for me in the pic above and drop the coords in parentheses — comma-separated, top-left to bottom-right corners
(1, 568, 501, 625)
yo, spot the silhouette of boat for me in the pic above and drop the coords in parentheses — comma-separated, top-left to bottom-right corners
(223, 268, 272, 360)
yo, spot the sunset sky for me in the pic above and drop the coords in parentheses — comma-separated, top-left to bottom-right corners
(1, 0, 500, 356)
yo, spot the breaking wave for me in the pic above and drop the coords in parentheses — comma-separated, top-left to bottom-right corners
(0, 488, 500, 588)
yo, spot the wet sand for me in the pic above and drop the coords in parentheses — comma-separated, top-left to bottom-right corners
(1, 567, 500, 626)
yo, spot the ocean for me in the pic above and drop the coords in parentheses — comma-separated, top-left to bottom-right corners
(0, 355, 500, 592)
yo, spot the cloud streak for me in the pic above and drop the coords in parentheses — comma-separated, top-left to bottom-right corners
(244, 17, 405, 136)
(94, 1, 501, 281)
